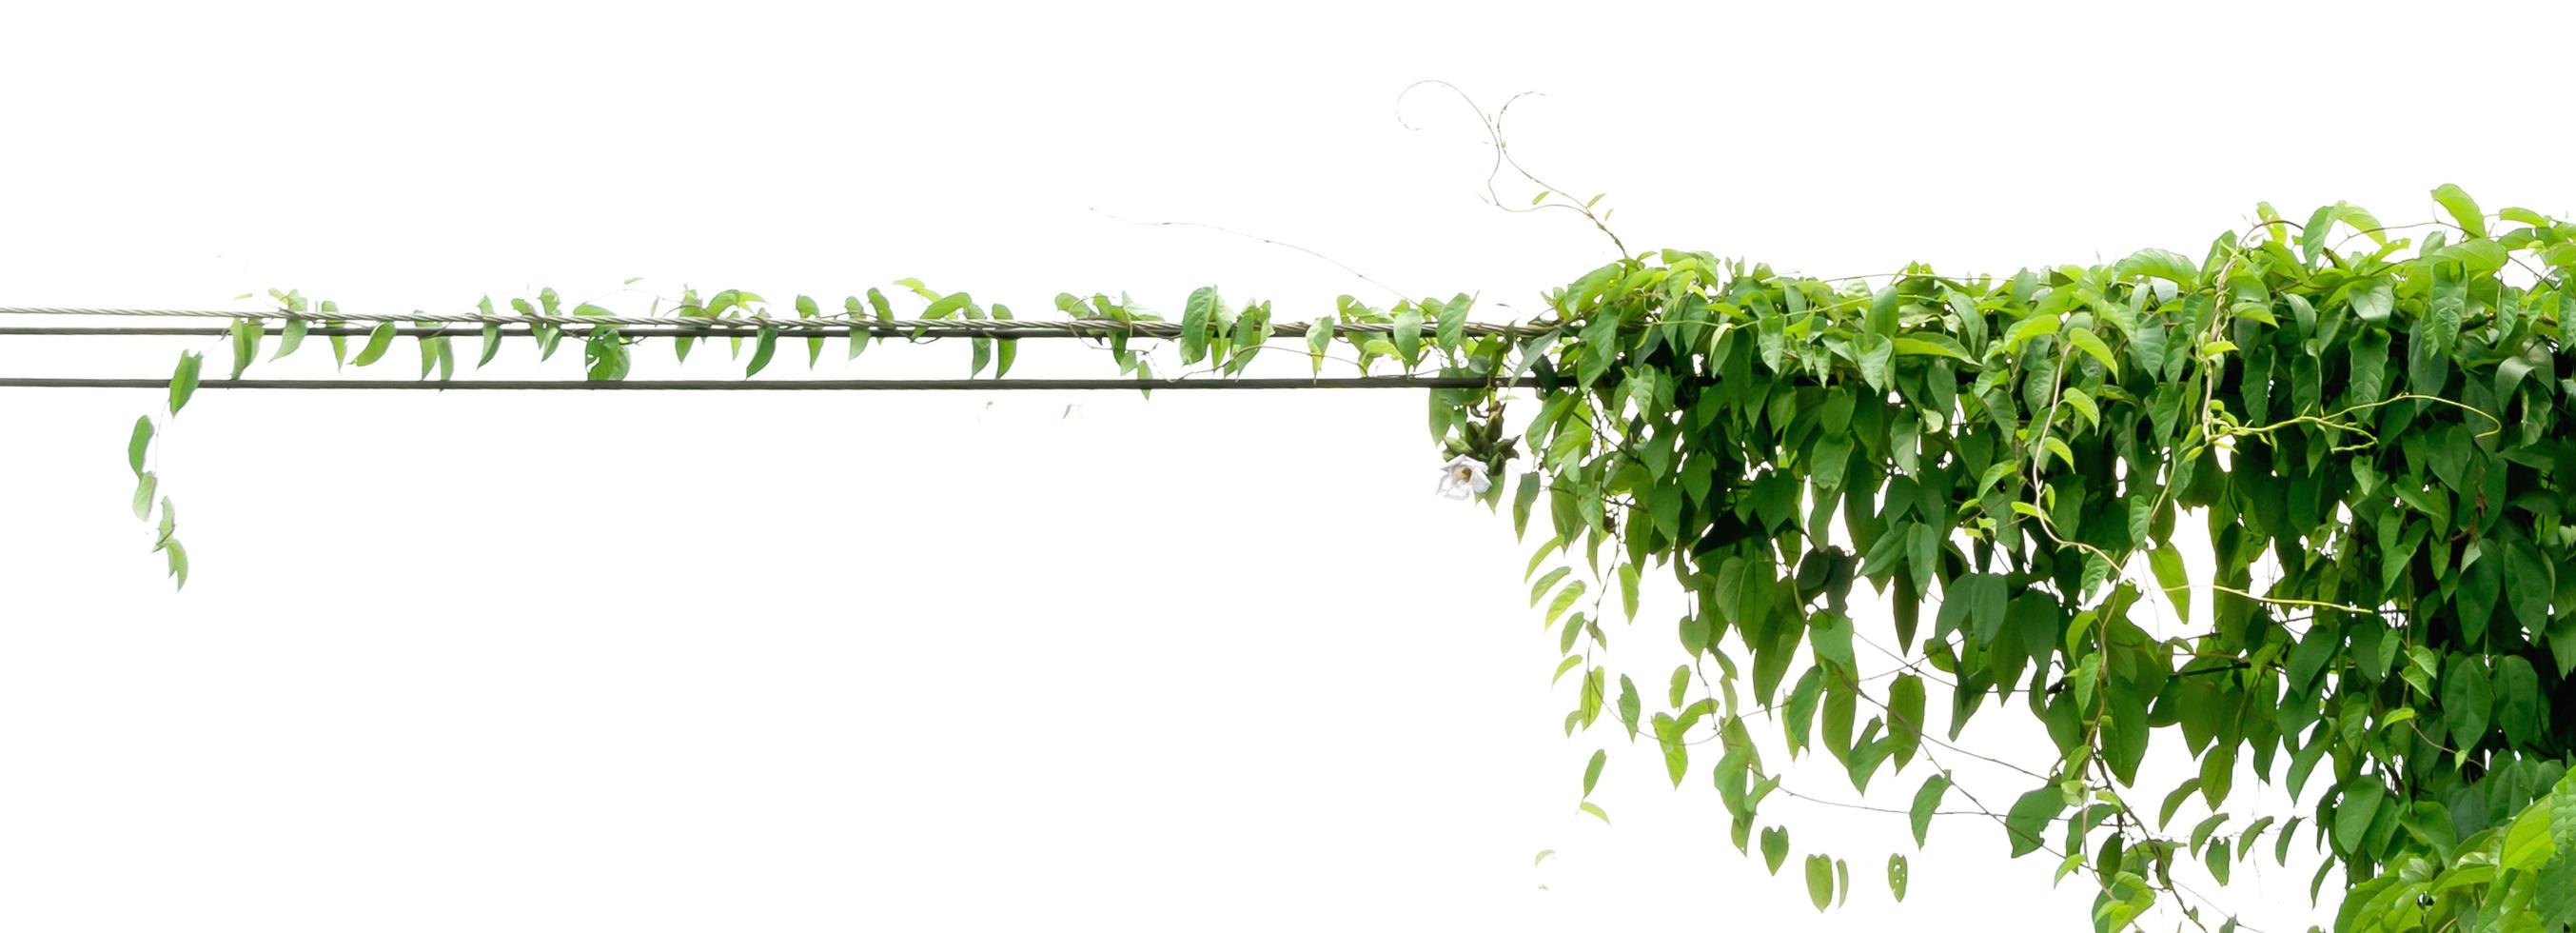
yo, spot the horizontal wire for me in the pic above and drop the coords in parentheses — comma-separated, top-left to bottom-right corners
(0, 308, 1548, 338)
(0, 376, 1542, 392)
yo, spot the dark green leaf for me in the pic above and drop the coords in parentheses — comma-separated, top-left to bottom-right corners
(2003, 786, 2062, 857)
(2443, 654, 2492, 748)
(2334, 778, 2384, 853)
(1910, 773, 1949, 847)
(2498, 655, 2541, 747)
(746, 326, 778, 377)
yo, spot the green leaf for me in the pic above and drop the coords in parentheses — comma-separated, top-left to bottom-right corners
(127, 417, 153, 476)
(1391, 303, 1425, 368)
(167, 351, 203, 414)
(1435, 293, 1470, 356)
(1618, 563, 1641, 622)
(2058, 387, 2098, 428)
(2002, 313, 2061, 350)
(273, 316, 307, 361)
(1616, 675, 1642, 741)
(2148, 545, 2190, 624)
(478, 323, 503, 368)
(2003, 786, 2062, 857)
(746, 326, 778, 377)
(2498, 655, 2541, 747)
(1546, 580, 1587, 625)
(1181, 287, 1218, 365)
(796, 295, 824, 367)
(583, 333, 630, 382)
(1578, 801, 1610, 825)
(2431, 183, 2487, 238)
(130, 471, 157, 521)
(1886, 673, 1925, 769)
(151, 497, 175, 548)
(351, 323, 397, 367)
(1854, 332, 1894, 392)
(1910, 773, 1949, 846)
(2334, 778, 2384, 852)
(2065, 327, 2118, 376)
(1532, 848, 1553, 866)
(164, 538, 188, 589)
(1887, 853, 1909, 902)
(1804, 854, 1834, 911)
(1530, 566, 1571, 608)
(1890, 336, 1975, 362)
(2507, 539, 2555, 633)
(2114, 248, 2198, 285)
(2349, 277, 2394, 323)
(228, 318, 262, 379)
(1582, 748, 1605, 798)
(1761, 826, 1789, 874)
(2159, 779, 2203, 829)
(2442, 654, 2492, 748)
(2042, 437, 2075, 470)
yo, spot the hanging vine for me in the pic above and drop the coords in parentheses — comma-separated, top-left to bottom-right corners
(86, 179, 2576, 932)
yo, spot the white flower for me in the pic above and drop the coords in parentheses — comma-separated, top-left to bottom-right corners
(1436, 454, 1492, 501)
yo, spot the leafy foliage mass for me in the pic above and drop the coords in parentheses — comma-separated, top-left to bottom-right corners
(126, 187, 2576, 930)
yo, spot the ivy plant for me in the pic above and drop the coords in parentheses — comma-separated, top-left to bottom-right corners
(118, 185, 2576, 931)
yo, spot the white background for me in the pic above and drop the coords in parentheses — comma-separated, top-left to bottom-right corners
(2, 1, 2567, 929)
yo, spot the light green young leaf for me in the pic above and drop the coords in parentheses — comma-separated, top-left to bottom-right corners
(167, 351, 203, 414)
(1804, 855, 1834, 911)
(131, 471, 156, 521)
(351, 323, 397, 367)
(1391, 303, 1425, 369)
(1546, 580, 1587, 625)
(228, 318, 262, 379)
(1435, 293, 1470, 357)
(273, 317, 307, 361)
(2065, 328, 2118, 376)
(2430, 183, 2487, 238)
(2148, 544, 2191, 624)
(127, 417, 153, 476)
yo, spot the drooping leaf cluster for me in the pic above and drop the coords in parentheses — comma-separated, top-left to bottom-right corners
(1432, 187, 2576, 931)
